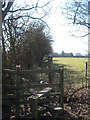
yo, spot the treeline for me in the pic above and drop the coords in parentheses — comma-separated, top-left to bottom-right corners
(53, 51, 88, 57)
(53, 51, 73, 57)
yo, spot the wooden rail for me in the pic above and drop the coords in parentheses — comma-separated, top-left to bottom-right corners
(2, 83, 59, 89)
(3, 69, 59, 74)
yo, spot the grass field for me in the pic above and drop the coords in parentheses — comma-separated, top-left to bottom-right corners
(53, 57, 88, 87)
(53, 57, 88, 71)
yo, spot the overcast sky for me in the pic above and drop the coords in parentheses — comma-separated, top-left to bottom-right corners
(14, 0, 88, 55)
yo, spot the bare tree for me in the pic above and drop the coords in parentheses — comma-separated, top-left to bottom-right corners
(14, 22, 53, 69)
(62, 0, 88, 28)
(2, 0, 53, 68)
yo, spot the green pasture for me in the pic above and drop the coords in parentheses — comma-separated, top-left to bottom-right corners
(53, 57, 88, 87)
(53, 57, 88, 71)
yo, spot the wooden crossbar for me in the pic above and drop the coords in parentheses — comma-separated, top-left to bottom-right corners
(28, 87, 52, 100)
(37, 87, 52, 97)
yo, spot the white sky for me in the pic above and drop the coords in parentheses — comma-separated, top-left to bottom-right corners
(44, 0, 88, 55)
(14, 0, 88, 55)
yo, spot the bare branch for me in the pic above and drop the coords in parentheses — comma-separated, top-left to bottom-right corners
(9, 0, 52, 13)
(71, 33, 89, 38)
(2, 1, 15, 22)
(62, 0, 88, 25)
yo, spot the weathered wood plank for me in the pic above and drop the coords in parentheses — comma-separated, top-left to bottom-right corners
(28, 87, 52, 100)
(45, 92, 61, 96)
(36, 87, 52, 98)
(3, 69, 16, 74)
(2, 83, 59, 89)
(3, 69, 59, 74)
(30, 83, 59, 88)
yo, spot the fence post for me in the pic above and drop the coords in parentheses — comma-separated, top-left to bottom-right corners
(15, 66, 21, 118)
(86, 62, 88, 86)
(59, 65, 64, 109)
(31, 98, 38, 118)
(48, 55, 53, 83)
(0, 2, 2, 120)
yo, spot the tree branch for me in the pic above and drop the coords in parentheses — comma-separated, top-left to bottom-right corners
(2, 1, 15, 22)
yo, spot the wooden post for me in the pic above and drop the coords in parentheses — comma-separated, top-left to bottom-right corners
(0, 2, 2, 119)
(86, 62, 88, 86)
(31, 98, 38, 118)
(59, 65, 64, 109)
(48, 55, 52, 83)
(15, 66, 21, 118)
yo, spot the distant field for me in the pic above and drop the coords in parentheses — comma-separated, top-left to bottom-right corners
(53, 57, 88, 87)
(53, 57, 88, 71)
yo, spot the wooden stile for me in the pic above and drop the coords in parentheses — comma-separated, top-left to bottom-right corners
(2, 65, 64, 119)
